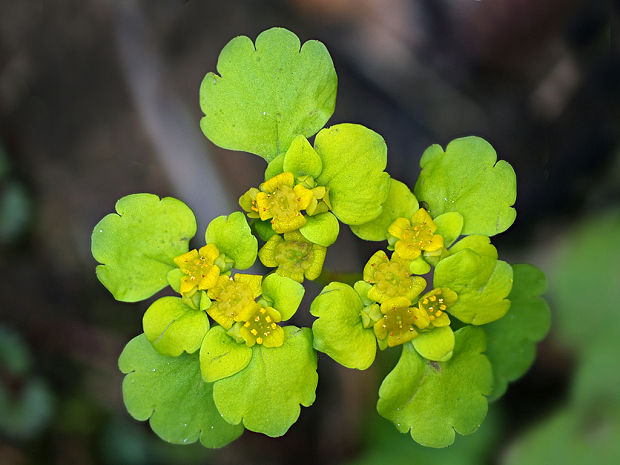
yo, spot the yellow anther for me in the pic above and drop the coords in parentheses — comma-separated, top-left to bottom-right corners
(429, 315, 435, 321)
(436, 310, 443, 316)
(250, 329, 258, 336)
(265, 315, 272, 323)
(423, 299, 429, 304)
(260, 308, 266, 314)
(256, 337, 263, 344)
(244, 321, 250, 327)
(430, 295, 436, 302)
(439, 304, 446, 310)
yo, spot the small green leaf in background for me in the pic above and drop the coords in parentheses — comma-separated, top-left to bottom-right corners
(435, 249, 512, 325)
(377, 326, 493, 448)
(92, 194, 196, 302)
(311, 282, 377, 370)
(282, 135, 323, 178)
(118, 335, 243, 448)
(212, 327, 317, 437)
(315, 124, 391, 225)
(350, 178, 419, 241)
(299, 211, 339, 247)
(143, 297, 210, 357)
(205, 212, 257, 270)
(200, 326, 252, 382)
(503, 408, 620, 465)
(261, 273, 305, 321)
(200, 27, 337, 162)
(550, 210, 620, 348)
(414, 136, 516, 236)
(484, 264, 551, 400)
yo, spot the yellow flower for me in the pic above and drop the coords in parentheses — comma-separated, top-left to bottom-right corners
(206, 274, 262, 329)
(258, 231, 326, 282)
(373, 297, 427, 347)
(254, 172, 313, 233)
(414, 288, 457, 330)
(363, 250, 426, 303)
(236, 302, 284, 348)
(388, 208, 443, 260)
(173, 244, 221, 297)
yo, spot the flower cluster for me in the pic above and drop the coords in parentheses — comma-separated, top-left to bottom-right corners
(92, 27, 548, 451)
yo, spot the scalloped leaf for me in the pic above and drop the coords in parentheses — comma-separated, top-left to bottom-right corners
(199, 28, 337, 162)
(315, 124, 391, 225)
(299, 212, 339, 247)
(484, 264, 551, 400)
(435, 249, 512, 325)
(261, 273, 305, 321)
(212, 327, 317, 437)
(92, 194, 196, 302)
(414, 137, 516, 236)
(118, 334, 243, 448)
(143, 297, 210, 357)
(351, 178, 419, 241)
(377, 326, 493, 448)
(311, 282, 377, 370)
(199, 326, 252, 382)
(449, 235, 498, 259)
(205, 212, 257, 270)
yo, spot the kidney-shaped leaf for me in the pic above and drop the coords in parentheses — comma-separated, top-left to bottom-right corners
(205, 212, 257, 269)
(377, 326, 493, 448)
(92, 194, 196, 302)
(414, 136, 516, 236)
(200, 27, 337, 162)
(118, 334, 243, 448)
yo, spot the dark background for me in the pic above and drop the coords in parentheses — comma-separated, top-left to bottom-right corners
(0, 1, 618, 464)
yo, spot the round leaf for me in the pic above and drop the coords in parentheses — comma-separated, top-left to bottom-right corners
(212, 327, 317, 437)
(351, 178, 418, 241)
(377, 326, 493, 448)
(118, 335, 243, 448)
(414, 136, 516, 236)
(299, 212, 339, 247)
(199, 27, 337, 162)
(315, 124, 391, 225)
(92, 194, 196, 302)
(449, 235, 498, 259)
(434, 249, 513, 325)
(310, 282, 377, 370)
(205, 212, 257, 270)
(200, 326, 252, 382)
(412, 326, 455, 362)
(143, 297, 210, 357)
(261, 273, 305, 321)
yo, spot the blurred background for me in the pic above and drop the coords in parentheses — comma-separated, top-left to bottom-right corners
(0, 0, 618, 463)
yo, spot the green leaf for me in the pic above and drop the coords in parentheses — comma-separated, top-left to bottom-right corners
(118, 334, 243, 448)
(550, 211, 620, 348)
(350, 178, 418, 241)
(143, 297, 210, 357)
(483, 264, 551, 400)
(449, 235, 498, 259)
(414, 136, 516, 236)
(92, 194, 196, 302)
(166, 268, 183, 293)
(199, 27, 337, 162)
(377, 326, 493, 448)
(264, 154, 285, 180)
(410, 256, 431, 275)
(434, 212, 464, 248)
(310, 282, 377, 370)
(504, 408, 620, 465)
(199, 326, 252, 382)
(252, 218, 277, 241)
(315, 124, 391, 225)
(412, 327, 455, 362)
(261, 273, 305, 321)
(283, 135, 323, 178)
(205, 212, 257, 269)
(299, 212, 339, 247)
(212, 327, 317, 437)
(435, 249, 512, 325)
